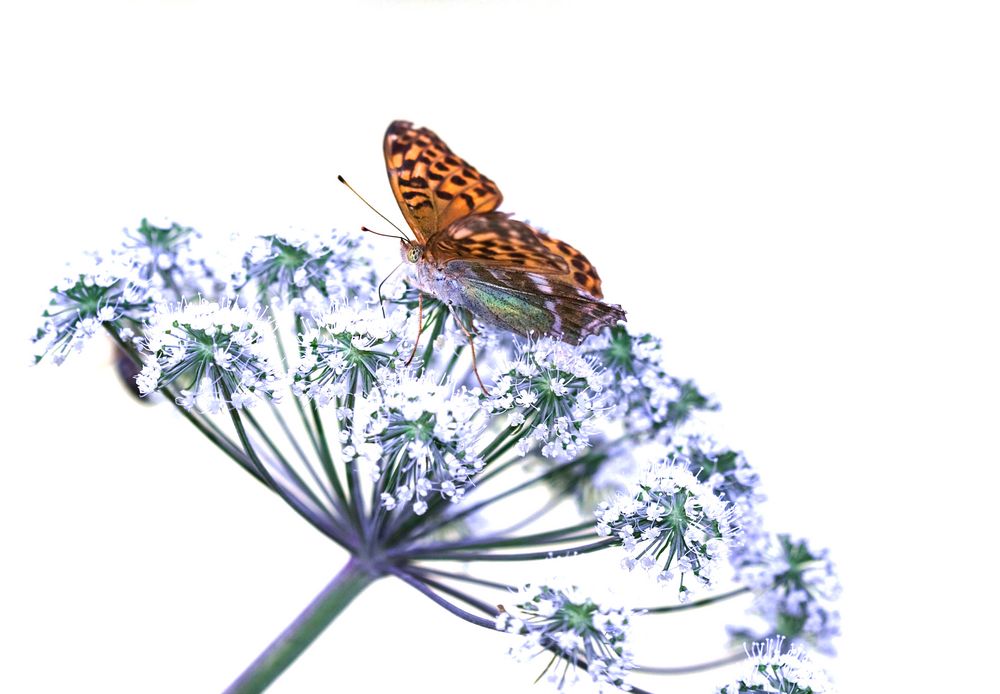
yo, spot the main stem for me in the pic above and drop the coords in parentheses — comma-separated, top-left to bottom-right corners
(223, 558, 376, 694)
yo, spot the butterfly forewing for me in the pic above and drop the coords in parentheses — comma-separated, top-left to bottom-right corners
(384, 120, 503, 242)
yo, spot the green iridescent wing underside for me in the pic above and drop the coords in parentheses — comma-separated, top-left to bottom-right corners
(447, 263, 626, 344)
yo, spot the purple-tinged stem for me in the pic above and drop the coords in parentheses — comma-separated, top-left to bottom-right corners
(223, 559, 376, 693)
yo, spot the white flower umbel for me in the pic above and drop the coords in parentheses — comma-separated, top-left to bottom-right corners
(136, 301, 283, 412)
(33, 251, 158, 365)
(716, 637, 833, 694)
(496, 583, 635, 692)
(119, 218, 228, 299)
(730, 534, 841, 654)
(348, 373, 486, 514)
(589, 440, 671, 502)
(294, 303, 409, 403)
(596, 457, 739, 599)
(670, 434, 764, 543)
(584, 326, 716, 436)
(241, 230, 378, 314)
(487, 337, 609, 461)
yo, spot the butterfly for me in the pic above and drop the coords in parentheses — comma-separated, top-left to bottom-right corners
(383, 120, 626, 353)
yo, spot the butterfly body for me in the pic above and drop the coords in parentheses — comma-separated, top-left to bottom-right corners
(387, 121, 625, 344)
(400, 240, 466, 309)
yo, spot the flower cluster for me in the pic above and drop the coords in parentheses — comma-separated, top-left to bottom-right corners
(32, 218, 240, 366)
(716, 637, 833, 693)
(585, 326, 716, 435)
(120, 218, 229, 299)
(240, 230, 378, 313)
(730, 534, 841, 653)
(674, 434, 764, 537)
(347, 375, 486, 514)
(294, 303, 409, 403)
(584, 439, 670, 503)
(136, 301, 283, 412)
(487, 338, 608, 460)
(596, 457, 739, 598)
(496, 583, 635, 692)
(538, 329, 719, 511)
(32, 251, 158, 365)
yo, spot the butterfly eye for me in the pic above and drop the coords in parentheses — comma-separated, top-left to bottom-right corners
(407, 246, 422, 263)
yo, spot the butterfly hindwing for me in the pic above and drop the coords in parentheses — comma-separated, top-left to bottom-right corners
(384, 121, 503, 242)
(430, 213, 606, 299)
(447, 262, 625, 344)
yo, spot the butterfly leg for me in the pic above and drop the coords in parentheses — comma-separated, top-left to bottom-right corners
(405, 292, 425, 367)
(453, 311, 490, 396)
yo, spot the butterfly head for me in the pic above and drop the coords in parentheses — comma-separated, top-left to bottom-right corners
(401, 240, 424, 264)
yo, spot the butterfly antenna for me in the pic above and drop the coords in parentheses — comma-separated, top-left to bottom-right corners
(337, 174, 411, 242)
(376, 260, 404, 319)
(361, 225, 405, 241)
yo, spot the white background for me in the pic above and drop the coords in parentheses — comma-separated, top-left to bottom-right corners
(2, 1, 997, 692)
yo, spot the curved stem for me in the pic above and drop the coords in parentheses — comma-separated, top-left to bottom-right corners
(382, 422, 527, 543)
(224, 390, 349, 546)
(308, 398, 351, 514)
(223, 559, 376, 693)
(399, 538, 616, 563)
(333, 396, 367, 542)
(271, 303, 322, 460)
(637, 651, 744, 674)
(641, 586, 750, 614)
(487, 487, 572, 537)
(415, 305, 449, 376)
(403, 455, 589, 544)
(400, 522, 595, 557)
(387, 566, 497, 630)
(405, 566, 515, 591)
(243, 409, 335, 521)
(265, 401, 350, 523)
(407, 571, 499, 615)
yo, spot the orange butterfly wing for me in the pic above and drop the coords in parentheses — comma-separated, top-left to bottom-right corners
(382, 120, 624, 343)
(426, 212, 606, 299)
(384, 120, 503, 243)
